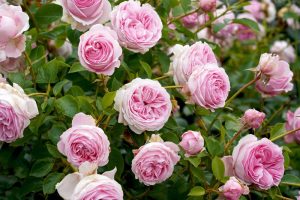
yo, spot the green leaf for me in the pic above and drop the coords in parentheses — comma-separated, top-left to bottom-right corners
(55, 95, 79, 117)
(69, 62, 86, 73)
(43, 172, 64, 194)
(102, 91, 116, 109)
(280, 174, 300, 187)
(188, 186, 205, 196)
(35, 4, 63, 26)
(212, 157, 225, 181)
(67, 27, 82, 47)
(53, 79, 71, 96)
(270, 123, 286, 140)
(205, 137, 224, 157)
(186, 156, 201, 168)
(30, 158, 54, 178)
(46, 144, 63, 158)
(140, 61, 152, 78)
(36, 58, 69, 83)
(213, 23, 226, 33)
(233, 18, 260, 33)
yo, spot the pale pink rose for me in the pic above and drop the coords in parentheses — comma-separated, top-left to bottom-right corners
(198, 13, 209, 26)
(262, 0, 276, 22)
(59, 0, 111, 31)
(0, 82, 38, 143)
(241, 109, 265, 129)
(232, 135, 284, 190)
(286, 4, 300, 29)
(111, 0, 163, 53)
(57, 165, 123, 200)
(255, 53, 293, 97)
(187, 63, 230, 111)
(245, 1, 264, 20)
(0, 4, 29, 62)
(270, 41, 296, 63)
(57, 40, 72, 58)
(57, 113, 110, 167)
(170, 42, 218, 86)
(179, 130, 204, 157)
(199, 0, 216, 12)
(131, 135, 180, 185)
(296, 191, 300, 200)
(114, 78, 172, 134)
(78, 24, 122, 76)
(181, 13, 199, 29)
(0, 56, 24, 75)
(284, 108, 300, 144)
(219, 177, 249, 200)
(235, 13, 261, 41)
(0, 0, 6, 4)
(213, 6, 236, 39)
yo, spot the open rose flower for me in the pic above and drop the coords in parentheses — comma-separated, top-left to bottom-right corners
(0, 4, 29, 62)
(270, 41, 296, 63)
(199, 0, 216, 12)
(111, 0, 163, 53)
(0, 82, 38, 143)
(59, 0, 111, 31)
(78, 24, 122, 75)
(284, 108, 300, 144)
(224, 135, 284, 190)
(235, 13, 264, 41)
(219, 177, 249, 200)
(57, 164, 123, 200)
(181, 13, 199, 29)
(255, 53, 293, 97)
(245, 0, 264, 21)
(114, 78, 172, 134)
(241, 109, 265, 129)
(187, 63, 230, 111)
(131, 134, 180, 185)
(179, 130, 204, 157)
(57, 113, 110, 167)
(170, 42, 218, 87)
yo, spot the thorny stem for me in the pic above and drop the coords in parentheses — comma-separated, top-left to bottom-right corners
(271, 127, 300, 142)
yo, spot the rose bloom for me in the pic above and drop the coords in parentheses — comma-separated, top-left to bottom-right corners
(245, 0, 264, 21)
(0, 4, 29, 62)
(57, 164, 123, 200)
(286, 4, 300, 29)
(59, 0, 111, 31)
(262, 0, 276, 23)
(179, 130, 204, 157)
(255, 53, 293, 97)
(241, 109, 265, 129)
(131, 135, 180, 185)
(0, 82, 38, 143)
(235, 13, 264, 41)
(231, 135, 284, 190)
(199, 0, 216, 12)
(78, 24, 122, 76)
(284, 108, 300, 144)
(187, 63, 230, 111)
(0, 56, 24, 75)
(114, 78, 172, 134)
(219, 177, 249, 200)
(57, 112, 110, 167)
(181, 13, 199, 29)
(170, 42, 218, 86)
(297, 191, 300, 200)
(270, 41, 296, 63)
(213, 6, 236, 39)
(111, 0, 163, 54)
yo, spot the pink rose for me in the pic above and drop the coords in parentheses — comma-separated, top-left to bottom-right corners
(181, 13, 199, 29)
(231, 135, 284, 190)
(114, 78, 172, 134)
(0, 56, 24, 75)
(131, 135, 180, 185)
(78, 24, 122, 75)
(111, 0, 163, 53)
(59, 0, 111, 31)
(187, 63, 230, 111)
(270, 41, 296, 63)
(179, 130, 204, 157)
(170, 42, 218, 86)
(0, 4, 29, 62)
(0, 82, 38, 143)
(213, 6, 236, 39)
(219, 177, 249, 200)
(57, 165, 123, 200)
(244, 1, 264, 21)
(199, 0, 216, 12)
(255, 53, 293, 97)
(297, 191, 300, 200)
(241, 109, 265, 129)
(235, 13, 261, 41)
(284, 108, 300, 143)
(57, 113, 110, 167)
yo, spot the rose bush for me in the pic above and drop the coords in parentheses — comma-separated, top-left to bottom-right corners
(0, 0, 300, 200)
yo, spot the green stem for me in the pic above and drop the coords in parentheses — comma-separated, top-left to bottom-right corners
(24, 52, 36, 87)
(154, 75, 169, 81)
(164, 85, 183, 89)
(22, 0, 40, 33)
(224, 126, 245, 152)
(28, 92, 48, 97)
(168, 7, 202, 25)
(271, 127, 300, 142)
